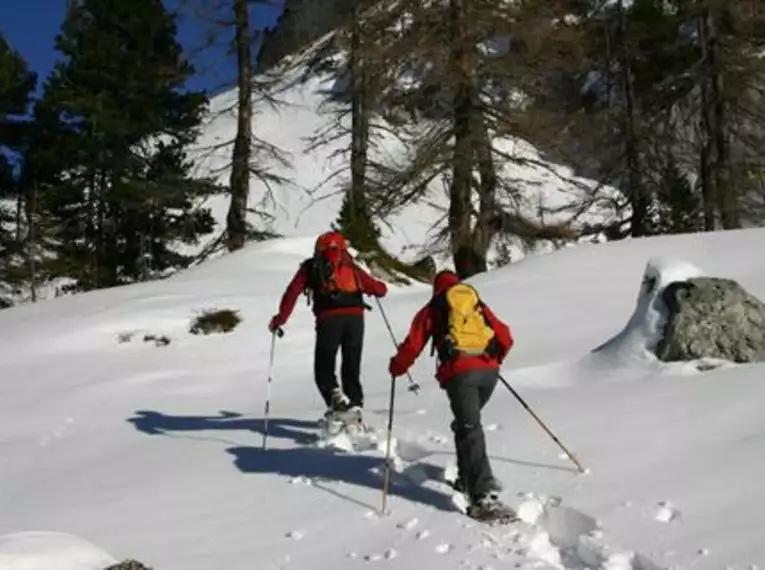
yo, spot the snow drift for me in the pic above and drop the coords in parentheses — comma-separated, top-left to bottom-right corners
(0, 532, 116, 570)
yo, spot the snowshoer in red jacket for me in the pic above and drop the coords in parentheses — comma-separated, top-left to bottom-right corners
(388, 269, 514, 514)
(269, 231, 388, 421)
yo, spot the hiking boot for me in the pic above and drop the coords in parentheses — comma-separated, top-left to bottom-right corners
(466, 491, 516, 523)
(330, 388, 351, 412)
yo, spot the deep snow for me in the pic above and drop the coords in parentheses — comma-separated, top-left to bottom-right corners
(1, 228, 765, 570)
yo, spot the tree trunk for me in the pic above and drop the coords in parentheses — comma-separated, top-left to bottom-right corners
(469, 116, 498, 274)
(448, 0, 477, 279)
(616, 0, 647, 236)
(226, 0, 252, 251)
(348, 3, 371, 244)
(704, 8, 739, 228)
(698, 14, 717, 230)
(21, 181, 39, 302)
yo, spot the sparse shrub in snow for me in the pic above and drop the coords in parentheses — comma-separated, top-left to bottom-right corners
(189, 308, 242, 335)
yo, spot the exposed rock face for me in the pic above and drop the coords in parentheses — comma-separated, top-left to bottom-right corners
(257, 0, 346, 71)
(656, 277, 765, 363)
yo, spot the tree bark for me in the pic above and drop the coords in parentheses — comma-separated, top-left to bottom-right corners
(698, 13, 717, 230)
(469, 116, 498, 275)
(448, 0, 477, 279)
(226, 0, 252, 251)
(348, 3, 370, 233)
(703, 7, 739, 228)
(616, 0, 647, 236)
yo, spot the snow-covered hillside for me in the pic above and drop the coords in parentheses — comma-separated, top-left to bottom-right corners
(188, 40, 620, 266)
(1, 227, 764, 570)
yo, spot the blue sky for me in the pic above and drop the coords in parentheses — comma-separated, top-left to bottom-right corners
(0, 0, 284, 96)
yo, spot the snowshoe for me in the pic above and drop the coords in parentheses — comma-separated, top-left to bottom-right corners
(465, 494, 519, 525)
(317, 407, 370, 437)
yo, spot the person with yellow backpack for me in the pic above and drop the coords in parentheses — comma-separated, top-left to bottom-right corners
(388, 269, 515, 520)
(269, 231, 388, 428)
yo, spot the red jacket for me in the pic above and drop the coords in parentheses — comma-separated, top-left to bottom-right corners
(273, 259, 388, 325)
(390, 274, 513, 385)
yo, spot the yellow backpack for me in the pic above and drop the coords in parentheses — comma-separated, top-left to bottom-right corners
(431, 283, 496, 361)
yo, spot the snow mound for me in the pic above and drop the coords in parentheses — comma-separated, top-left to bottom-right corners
(0, 532, 116, 570)
(591, 257, 705, 366)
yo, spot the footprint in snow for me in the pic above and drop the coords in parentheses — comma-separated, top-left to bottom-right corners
(39, 418, 75, 446)
(396, 517, 419, 530)
(289, 476, 312, 486)
(428, 433, 449, 444)
(416, 530, 431, 540)
(363, 550, 397, 562)
(435, 543, 453, 554)
(285, 530, 305, 540)
(655, 501, 681, 523)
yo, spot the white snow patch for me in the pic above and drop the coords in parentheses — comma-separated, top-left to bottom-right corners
(0, 532, 116, 570)
(654, 501, 680, 523)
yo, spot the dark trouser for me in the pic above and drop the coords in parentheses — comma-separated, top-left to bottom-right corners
(314, 313, 365, 408)
(444, 368, 498, 501)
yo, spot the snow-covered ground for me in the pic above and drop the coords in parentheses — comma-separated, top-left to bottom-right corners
(1, 227, 764, 570)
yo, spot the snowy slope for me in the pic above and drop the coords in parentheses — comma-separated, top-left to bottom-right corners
(187, 42, 620, 266)
(1, 228, 765, 570)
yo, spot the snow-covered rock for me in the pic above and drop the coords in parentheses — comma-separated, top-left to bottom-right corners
(656, 277, 765, 363)
(592, 256, 705, 364)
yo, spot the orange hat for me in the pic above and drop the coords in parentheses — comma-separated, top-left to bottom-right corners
(315, 231, 347, 263)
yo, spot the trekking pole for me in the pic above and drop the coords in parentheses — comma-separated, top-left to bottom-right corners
(381, 374, 397, 515)
(375, 297, 421, 394)
(498, 374, 586, 473)
(262, 327, 284, 451)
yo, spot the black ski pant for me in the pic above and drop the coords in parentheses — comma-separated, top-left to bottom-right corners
(444, 367, 498, 502)
(314, 313, 365, 408)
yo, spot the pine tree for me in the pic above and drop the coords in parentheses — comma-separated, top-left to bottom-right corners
(41, 0, 221, 290)
(0, 33, 37, 304)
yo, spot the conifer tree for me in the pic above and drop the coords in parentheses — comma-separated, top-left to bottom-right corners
(0, 34, 36, 303)
(41, 0, 221, 290)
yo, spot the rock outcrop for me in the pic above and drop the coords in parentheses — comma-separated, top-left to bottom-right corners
(655, 277, 765, 363)
(257, 0, 346, 72)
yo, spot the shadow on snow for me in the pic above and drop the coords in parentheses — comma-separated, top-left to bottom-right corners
(127, 409, 455, 512)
